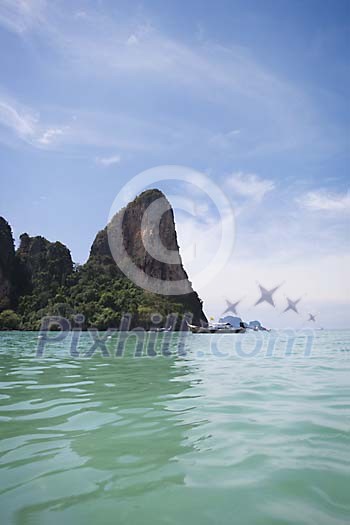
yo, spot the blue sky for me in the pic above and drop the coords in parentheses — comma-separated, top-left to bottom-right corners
(0, 0, 349, 327)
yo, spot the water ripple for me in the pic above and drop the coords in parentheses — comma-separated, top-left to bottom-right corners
(0, 330, 350, 524)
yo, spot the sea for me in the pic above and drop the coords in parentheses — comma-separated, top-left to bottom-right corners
(0, 330, 349, 524)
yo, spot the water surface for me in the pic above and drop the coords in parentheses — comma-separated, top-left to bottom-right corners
(0, 330, 349, 524)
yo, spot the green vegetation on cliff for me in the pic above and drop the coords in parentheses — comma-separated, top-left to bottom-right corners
(0, 190, 206, 330)
(16, 258, 191, 331)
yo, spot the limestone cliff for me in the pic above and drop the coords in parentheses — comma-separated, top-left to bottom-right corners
(0, 217, 16, 311)
(17, 234, 73, 289)
(89, 189, 207, 324)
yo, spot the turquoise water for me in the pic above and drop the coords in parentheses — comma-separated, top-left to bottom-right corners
(0, 330, 349, 524)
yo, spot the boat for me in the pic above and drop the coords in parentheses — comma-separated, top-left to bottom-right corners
(186, 322, 246, 334)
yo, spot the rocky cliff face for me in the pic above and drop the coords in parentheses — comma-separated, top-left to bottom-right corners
(17, 233, 73, 288)
(90, 189, 190, 283)
(0, 217, 16, 311)
(0, 220, 73, 314)
(89, 189, 207, 324)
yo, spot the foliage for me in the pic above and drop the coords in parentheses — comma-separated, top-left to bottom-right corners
(0, 310, 21, 330)
(14, 259, 188, 330)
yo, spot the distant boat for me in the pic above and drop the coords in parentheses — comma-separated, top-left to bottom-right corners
(187, 322, 246, 334)
(147, 327, 172, 333)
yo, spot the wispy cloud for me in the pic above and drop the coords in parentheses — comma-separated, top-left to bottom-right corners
(226, 172, 275, 202)
(0, 96, 67, 148)
(0, 0, 46, 34)
(0, 2, 326, 158)
(298, 189, 350, 212)
(172, 184, 350, 328)
(0, 94, 178, 153)
(0, 98, 39, 140)
(95, 154, 121, 167)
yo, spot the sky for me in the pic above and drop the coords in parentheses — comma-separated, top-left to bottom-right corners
(0, 0, 349, 328)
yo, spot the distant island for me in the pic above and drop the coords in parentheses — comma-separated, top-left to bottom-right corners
(0, 189, 207, 331)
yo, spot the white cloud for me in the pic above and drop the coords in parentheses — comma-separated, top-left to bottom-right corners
(0, 96, 68, 149)
(298, 190, 350, 212)
(38, 127, 65, 145)
(95, 154, 121, 167)
(0, 4, 314, 147)
(0, 3, 338, 161)
(0, 99, 37, 139)
(0, 95, 176, 153)
(197, 252, 350, 328)
(172, 189, 350, 328)
(227, 172, 275, 202)
(0, 5, 344, 160)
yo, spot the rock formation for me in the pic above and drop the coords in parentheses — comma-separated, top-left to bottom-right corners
(0, 189, 207, 329)
(17, 233, 73, 288)
(0, 217, 16, 311)
(89, 189, 206, 325)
